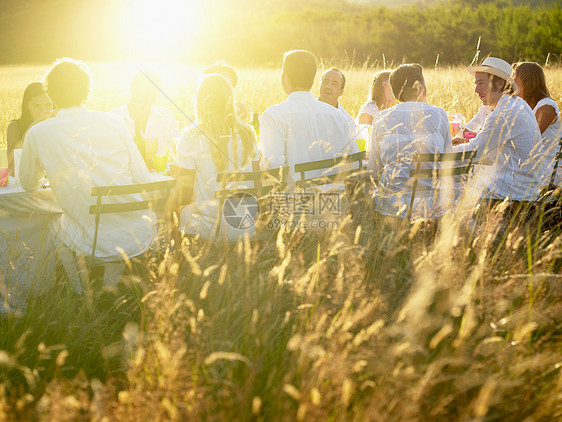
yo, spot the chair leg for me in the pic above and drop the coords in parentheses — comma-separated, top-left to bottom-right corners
(102, 263, 126, 286)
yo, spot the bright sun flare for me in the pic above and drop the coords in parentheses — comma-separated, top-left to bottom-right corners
(124, 0, 202, 60)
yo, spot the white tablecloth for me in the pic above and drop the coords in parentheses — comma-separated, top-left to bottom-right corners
(0, 182, 63, 313)
(0, 174, 173, 313)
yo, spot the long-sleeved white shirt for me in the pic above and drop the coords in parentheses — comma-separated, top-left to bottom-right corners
(368, 101, 454, 219)
(19, 106, 156, 261)
(259, 91, 358, 187)
(111, 104, 181, 154)
(453, 94, 541, 201)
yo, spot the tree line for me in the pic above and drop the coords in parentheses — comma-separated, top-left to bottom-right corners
(0, 0, 560, 66)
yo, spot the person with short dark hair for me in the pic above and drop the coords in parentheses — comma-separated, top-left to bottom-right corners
(112, 71, 180, 165)
(19, 58, 156, 266)
(6, 82, 52, 176)
(260, 50, 357, 187)
(453, 57, 542, 202)
(513, 62, 561, 187)
(368, 63, 454, 219)
(318, 67, 355, 135)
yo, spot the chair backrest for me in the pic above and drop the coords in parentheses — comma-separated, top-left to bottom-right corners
(548, 137, 562, 191)
(294, 150, 366, 190)
(89, 178, 176, 259)
(215, 166, 289, 199)
(214, 166, 289, 240)
(407, 150, 477, 220)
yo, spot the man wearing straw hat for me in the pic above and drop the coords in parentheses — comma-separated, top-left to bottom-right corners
(453, 56, 541, 204)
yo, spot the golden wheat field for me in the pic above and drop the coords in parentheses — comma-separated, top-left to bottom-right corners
(1, 62, 561, 421)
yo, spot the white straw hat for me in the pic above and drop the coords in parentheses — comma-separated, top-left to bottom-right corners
(467, 57, 519, 93)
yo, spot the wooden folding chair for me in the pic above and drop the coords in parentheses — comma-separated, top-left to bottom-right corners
(407, 150, 477, 220)
(89, 178, 177, 273)
(214, 166, 289, 240)
(294, 151, 366, 190)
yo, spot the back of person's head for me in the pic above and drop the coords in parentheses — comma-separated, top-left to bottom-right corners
(130, 71, 161, 105)
(18, 82, 46, 127)
(44, 58, 91, 108)
(282, 50, 317, 91)
(513, 61, 550, 108)
(196, 74, 256, 171)
(371, 70, 392, 106)
(204, 61, 238, 88)
(390, 64, 425, 102)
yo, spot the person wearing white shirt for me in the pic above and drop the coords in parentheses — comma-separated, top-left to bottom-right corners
(368, 64, 453, 219)
(177, 74, 259, 242)
(464, 105, 493, 133)
(318, 67, 356, 137)
(513, 62, 562, 188)
(19, 58, 156, 264)
(452, 57, 541, 202)
(356, 70, 395, 125)
(260, 51, 358, 188)
(111, 71, 181, 160)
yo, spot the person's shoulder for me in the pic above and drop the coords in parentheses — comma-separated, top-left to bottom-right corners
(7, 120, 20, 135)
(109, 104, 128, 116)
(535, 97, 559, 111)
(152, 105, 176, 119)
(91, 109, 127, 122)
(263, 99, 288, 116)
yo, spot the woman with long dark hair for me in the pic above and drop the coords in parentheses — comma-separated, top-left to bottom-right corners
(356, 70, 395, 125)
(177, 74, 259, 241)
(513, 62, 561, 187)
(6, 82, 52, 175)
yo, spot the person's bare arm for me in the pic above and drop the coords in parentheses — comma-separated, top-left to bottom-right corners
(6, 122, 21, 176)
(535, 104, 557, 134)
(357, 113, 373, 125)
(169, 168, 195, 214)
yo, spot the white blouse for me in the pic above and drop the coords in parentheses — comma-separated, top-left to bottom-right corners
(533, 97, 561, 187)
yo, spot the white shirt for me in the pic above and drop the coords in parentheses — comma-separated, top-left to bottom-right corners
(19, 106, 156, 261)
(260, 91, 357, 187)
(338, 103, 357, 137)
(178, 127, 259, 241)
(465, 106, 493, 132)
(368, 101, 454, 219)
(533, 98, 561, 187)
(355, 100, 379, 124)
(112, 104, 181, 154)
(453, 94, 541, 201)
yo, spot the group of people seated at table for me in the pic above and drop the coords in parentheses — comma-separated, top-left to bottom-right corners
(5, 50, 561, 271)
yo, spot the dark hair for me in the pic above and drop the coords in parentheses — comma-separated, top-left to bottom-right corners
(204, 61, 238, 88)
(371, 70, 392, 107)
(488, 74, 517, 96)
(44, 58, 91, 108)
(323, 67, 346, 90)
(14, 82, 46, 137)
(389, 64, 424, 102)
(513, 62, 551, 109)
(282, 50, 317, 91)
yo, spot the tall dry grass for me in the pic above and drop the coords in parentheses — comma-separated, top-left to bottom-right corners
(0, 62, 561, 421)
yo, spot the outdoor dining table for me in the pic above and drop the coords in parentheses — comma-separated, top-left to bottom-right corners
(0, 179, 63, 313)
(0, 172, 174, 314)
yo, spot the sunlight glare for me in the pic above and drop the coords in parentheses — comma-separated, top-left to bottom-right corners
(124, 0, 202, 60)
